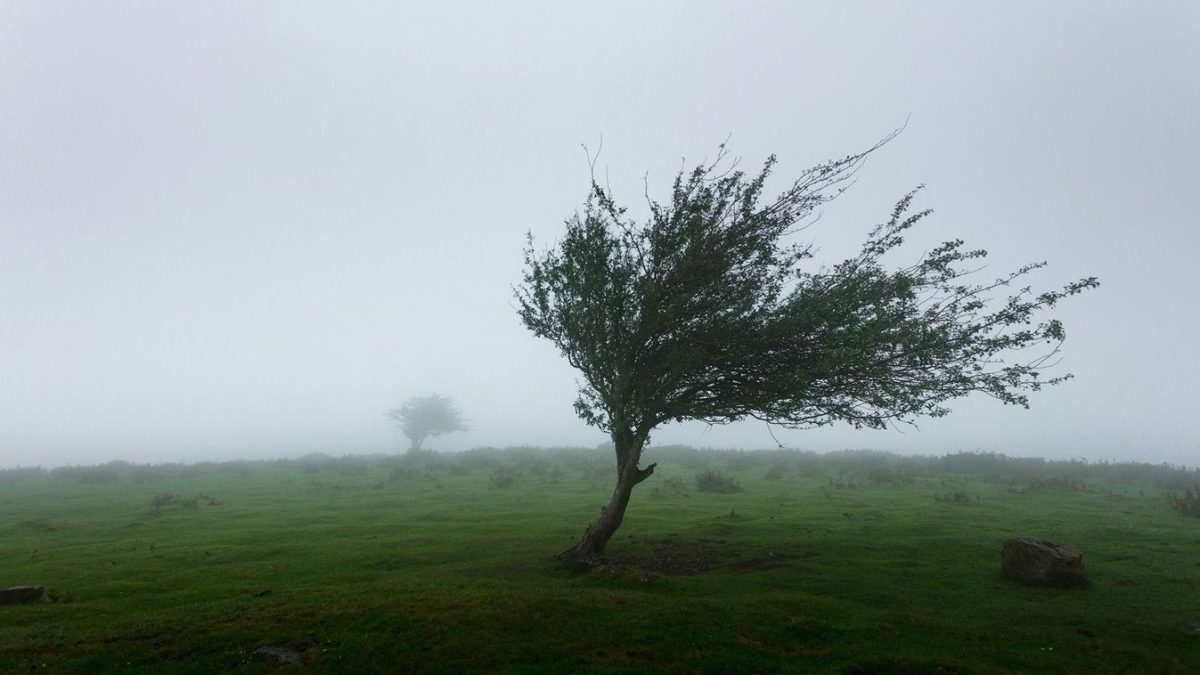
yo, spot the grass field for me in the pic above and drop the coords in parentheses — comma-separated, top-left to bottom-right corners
(2, 448, 1198, 673)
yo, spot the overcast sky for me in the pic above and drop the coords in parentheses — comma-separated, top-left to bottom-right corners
(1, 1, 1197, 468)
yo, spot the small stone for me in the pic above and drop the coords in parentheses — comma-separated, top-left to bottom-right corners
(1001, 538, 1086, 586)
(0, 586, 44, 604)
(253, 646, 303, 666)
(1180, 621, 1200, 636)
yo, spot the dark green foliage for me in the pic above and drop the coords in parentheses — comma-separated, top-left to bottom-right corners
(1167, 484, 1200, 517)
(517, 136, 1098, 439)
(696, 470, 742, 493)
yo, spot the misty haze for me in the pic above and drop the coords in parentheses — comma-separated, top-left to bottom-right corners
(2, 2, 1198, 673)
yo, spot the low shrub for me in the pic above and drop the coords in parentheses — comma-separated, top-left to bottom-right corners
(488, 465, 520, 489)
(696, 470, 742, 494)
(1167, 484, 1200, 517)
(650, 476, 689, 499)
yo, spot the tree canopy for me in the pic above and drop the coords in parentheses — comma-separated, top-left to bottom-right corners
(386, 394, 468, 453)
(516, 135, 1098, 565)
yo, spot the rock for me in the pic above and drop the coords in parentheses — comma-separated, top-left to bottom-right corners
(253, 646, 303, 666)
(0, 586, 44, 604)
(1180, 620, 1200, 636)
(1001, 538, 1086, 586)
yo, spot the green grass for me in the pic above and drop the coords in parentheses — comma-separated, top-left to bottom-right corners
(1, 452, 1198, 673)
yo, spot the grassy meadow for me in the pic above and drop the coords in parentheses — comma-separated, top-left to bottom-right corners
(1, 448, 1198, 674)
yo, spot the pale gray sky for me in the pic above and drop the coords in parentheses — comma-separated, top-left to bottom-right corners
(1, 1, 1197, 467)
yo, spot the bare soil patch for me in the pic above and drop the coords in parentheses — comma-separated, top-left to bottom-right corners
(607, 539, 719, 576)
(603, 541, 819, 576)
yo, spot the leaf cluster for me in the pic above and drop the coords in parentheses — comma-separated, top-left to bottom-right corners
(516, 136, 1097, 438)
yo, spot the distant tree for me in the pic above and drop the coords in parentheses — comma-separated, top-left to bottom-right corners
(387, 394, 468, 453)
(516, 134, 1098, 567)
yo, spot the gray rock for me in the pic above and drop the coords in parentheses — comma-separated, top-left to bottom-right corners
(0, 586, 44, 604)
(1001, 538, 1086, 586)
(253, 646, 303, 666)
(1180, 620, 1200, 636)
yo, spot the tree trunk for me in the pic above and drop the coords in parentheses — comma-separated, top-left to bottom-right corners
(557, 430, 656, 569)
(406, 436, 424, 455)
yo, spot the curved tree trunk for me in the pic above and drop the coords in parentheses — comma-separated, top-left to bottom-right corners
(557, 430, 656, 569)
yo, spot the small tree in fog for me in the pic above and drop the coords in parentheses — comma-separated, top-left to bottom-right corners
(516, 133, 1098, 567)
(387, 394, 468, 453)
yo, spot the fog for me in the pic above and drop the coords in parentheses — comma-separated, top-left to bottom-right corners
(1, 2, 1196, 468)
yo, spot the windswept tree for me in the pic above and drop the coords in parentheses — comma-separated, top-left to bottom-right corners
(386, 394, 468, 453)
(516, 134, 1097, 566)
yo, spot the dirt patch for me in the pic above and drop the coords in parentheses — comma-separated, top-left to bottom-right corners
(603, 542, 818, 576)
(608, 539, 719, 576)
